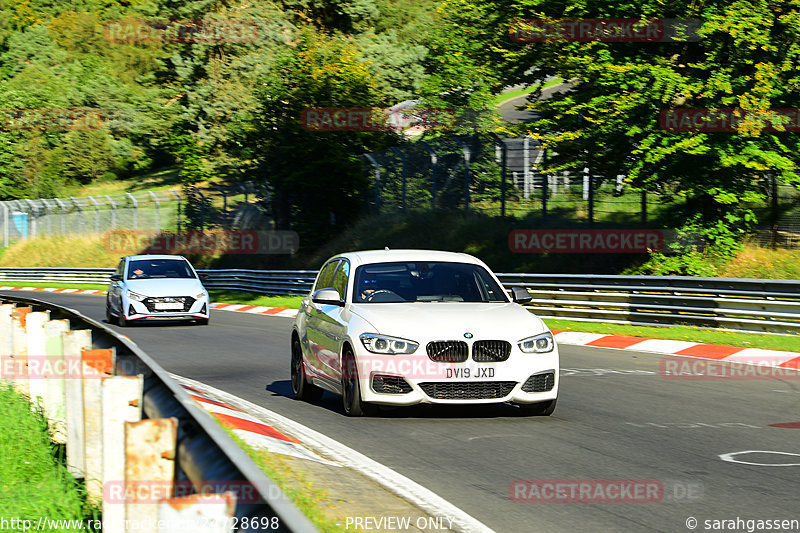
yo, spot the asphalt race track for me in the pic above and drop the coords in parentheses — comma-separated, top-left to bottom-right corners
(7, 291, 799, 533)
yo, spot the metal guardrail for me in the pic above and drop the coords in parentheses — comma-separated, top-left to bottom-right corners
(0, 293, 317, 533)
(1, 268, 798, 334)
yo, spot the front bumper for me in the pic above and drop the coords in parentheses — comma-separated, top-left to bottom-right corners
(355, 347, 559, 406)
(123, 297, 209, 321)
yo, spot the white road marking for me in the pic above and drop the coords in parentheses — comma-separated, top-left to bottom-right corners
(170, 374, 494, 533)
(719, 450, 800, 466)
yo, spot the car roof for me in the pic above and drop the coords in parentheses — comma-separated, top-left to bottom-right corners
(125, 254, 190, 261)
(334, 249, 487, 268)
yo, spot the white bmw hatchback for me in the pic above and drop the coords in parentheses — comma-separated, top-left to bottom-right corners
(291, 249, 559, 416)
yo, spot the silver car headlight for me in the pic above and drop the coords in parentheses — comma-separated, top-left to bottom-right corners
(127, 290, 147, 302)
(360, 333, 419, 355)
(518, 332, 554, 353)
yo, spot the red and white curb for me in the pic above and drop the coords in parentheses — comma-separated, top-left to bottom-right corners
(0, 286, 105, 295)
(554, 331, 800, 370)
(0, 286, 298, 318)
(170, 374, 493, 533)
(209, 302, 297, 318)
(171, 374, 338, 466)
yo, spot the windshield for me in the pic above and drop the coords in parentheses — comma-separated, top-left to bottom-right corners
(353, 261, 508, 303)
(127, 259, 196, 280)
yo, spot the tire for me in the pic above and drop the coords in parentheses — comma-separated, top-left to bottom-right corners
(518, 399, 557, 416)
(118, 304, 131, 327)
(291, 337, 322, 402)
(341, 348, 378, 417)
(105, 300, 115, 325)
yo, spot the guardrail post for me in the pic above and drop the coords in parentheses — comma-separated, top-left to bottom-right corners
(43, 318, 70, 443)
(102, 375, 143, 533)
(158, 493, 237, 532)
(82, 347, 116, 505)
(125, 418, 178, 532)
(11, 306, 31, 396)
(0, 303, 13, 386)
(63, 329, 92, 477)
(25, 310, 50, 410)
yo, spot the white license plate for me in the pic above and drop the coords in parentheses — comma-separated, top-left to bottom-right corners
(155, 302, 183, 310)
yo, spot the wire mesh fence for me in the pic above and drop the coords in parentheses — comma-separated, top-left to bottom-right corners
(0, 181, 275, 248)
(361, 135, 800, 241)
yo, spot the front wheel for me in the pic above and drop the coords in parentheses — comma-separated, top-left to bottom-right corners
(105, 300, 116, 325)
(518, 399, 557, 416)
(291, 338, 322, 402)
(341, 349, 378, 417)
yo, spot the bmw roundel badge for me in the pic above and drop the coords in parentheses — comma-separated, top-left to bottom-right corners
(464, 332, 473, 339)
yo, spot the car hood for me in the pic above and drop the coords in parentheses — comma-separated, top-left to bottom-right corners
(350, 302, 548, 341)
(124, 278, 205, 297)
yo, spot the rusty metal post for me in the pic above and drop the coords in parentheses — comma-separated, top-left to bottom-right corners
(158, 493, 237, 532)
(63, 329, 92, 477)
(11, 306, 31, 396)
(102, 375, 143, 533)
(0, 303, 13, 386)
(125, 418, 179, 532)
(82, 347, 116, 505)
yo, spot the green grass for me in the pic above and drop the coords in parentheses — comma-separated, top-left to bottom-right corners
(545, 319, 800, 353)
(208, 291, 304, 309)
(0, 281, 108, 291)
(219, 426, 348, 533)
(0, 384, 100, 530)
(491, 77, 565, 107)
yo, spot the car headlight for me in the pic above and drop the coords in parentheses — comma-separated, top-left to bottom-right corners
(518, 332, 554, 353)
(194, 291, 206, 300)
(360, 333, 419, 354)
(127, 290, 147, 302)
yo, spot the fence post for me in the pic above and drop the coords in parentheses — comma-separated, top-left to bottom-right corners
(0, 303, 14, 387)
(364, 154, 382, 214)
(771, 173, 778, 248)
(148, 191, 160, 233)
(541, 148, 548, 220)
(390, 147, 408, 212)
(126, 192, 138, 230)
(82, 347, 116, 505)
(54, 198, 67, 235)
(641, 189, 647, 225)
(170, 189, 181, 232)
(24, 199, 37, 239)
(2, 201, 8, 248)
(489, 133, 507, 218)
(105, 195, 117, 228)
(523, 137, 531, 200)
(87, 196, 100, 234)
(419, 141, 438, 210)
(455, 138, 472, 212)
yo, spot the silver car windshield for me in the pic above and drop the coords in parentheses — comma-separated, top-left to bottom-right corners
(127, 259, 196, 280)
(354, 261, 508, 303)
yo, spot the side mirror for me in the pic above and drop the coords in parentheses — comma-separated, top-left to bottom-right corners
(110, 274, 122, 282)
(199, 274, 209, 282)
(512, 286, 532, 304)
(312, 288, 344, 306)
